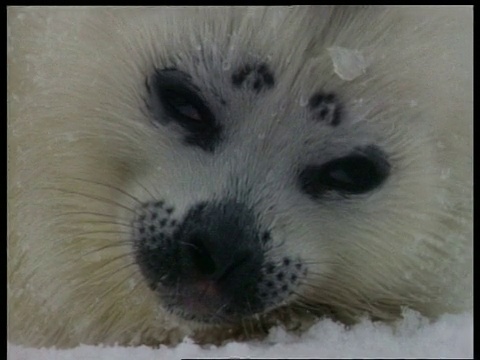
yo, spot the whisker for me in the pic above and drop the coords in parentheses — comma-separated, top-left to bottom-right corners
(51, 211, 126, 221)
(211, 302, 229, 323)
(131, 177, 156, 200)
(72, 256, 138, 288)
(80, 241, 133, 257)
(53, 231, 133, 248)
(39, 186, 136, 214)
(290, 291, 323, 310)
(65, 176, 143, 206)
(66, 230, 132, 238)
(98, 268, 141, 298)
(240, 318, 251, 339)
(72, 219, 135, 228)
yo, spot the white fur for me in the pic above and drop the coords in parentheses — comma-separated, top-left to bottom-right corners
(8, 6, 472, 348)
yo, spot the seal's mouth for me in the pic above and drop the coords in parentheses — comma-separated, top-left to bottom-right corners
(158, 279, 264, 324)
(132, 199, 307, 324)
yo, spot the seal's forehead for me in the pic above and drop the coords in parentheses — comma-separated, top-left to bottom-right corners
(125, 7, 396, 100)
(122, 7, 331, 65)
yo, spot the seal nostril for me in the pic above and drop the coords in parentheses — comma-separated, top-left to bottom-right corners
(188, 234, 217, 276)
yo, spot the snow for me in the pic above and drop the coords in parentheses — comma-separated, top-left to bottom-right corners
(8, 310, 473, 359)
(328, 46, 372, 81)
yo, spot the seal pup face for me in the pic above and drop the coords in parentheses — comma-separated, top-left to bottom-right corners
(131, 55, 391, 324)
(8, 6, 471, 348)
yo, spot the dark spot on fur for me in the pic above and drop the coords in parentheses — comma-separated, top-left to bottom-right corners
(308, 92, 342, 126)
(261, 231, 271, 244)
(231, 64, 252, 86)
(232, 63, 275, 93)
(265, 263, 275, 274)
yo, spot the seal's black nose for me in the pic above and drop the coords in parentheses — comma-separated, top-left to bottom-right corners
(178, 201, 263, 284)
(135, 200, 266, 322)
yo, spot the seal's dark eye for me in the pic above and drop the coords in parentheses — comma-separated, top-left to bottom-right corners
(162, 92, 202, 122)
(146, 68, 222, 152)
(299, 145, 390, 198)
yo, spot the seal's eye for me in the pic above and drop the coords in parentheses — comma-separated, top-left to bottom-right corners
(162, 92, 203, 122)
(299, 145, 390, 197)
(146, 68, 222, 152)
